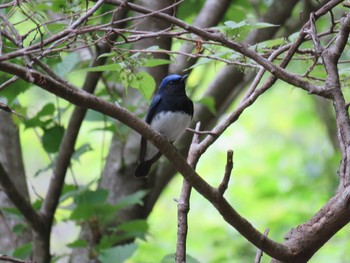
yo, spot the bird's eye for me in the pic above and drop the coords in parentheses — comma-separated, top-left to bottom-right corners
(169, 81, 174, 85)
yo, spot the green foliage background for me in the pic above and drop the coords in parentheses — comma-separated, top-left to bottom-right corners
(128, 80, 346, 263)
(1, 0, 349, 262)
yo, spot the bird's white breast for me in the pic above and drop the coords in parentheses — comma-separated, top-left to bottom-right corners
(144, 111, 191, 160)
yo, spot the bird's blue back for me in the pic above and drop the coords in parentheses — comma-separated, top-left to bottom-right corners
(145, 74, 193, 124)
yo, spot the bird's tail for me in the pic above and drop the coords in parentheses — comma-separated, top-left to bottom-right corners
(135, 161, 153, 177)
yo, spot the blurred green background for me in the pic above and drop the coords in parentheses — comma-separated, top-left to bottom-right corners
(2, 0, 349, 262)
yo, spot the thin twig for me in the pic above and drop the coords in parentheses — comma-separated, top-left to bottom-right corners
(0, 254, 36, 263)
(186, 127, 217, 136)
(0, 76, 19, 92)
(0, 59, 292, 261)
(0, 102, 24, 119)
(0, 1, 15, 9)
(254, 228, 270, 263)
(176, 122, 201, 263)
(0, 210, 16, 249)
(218, 150, 233, 195)
(0, 162, 45, 234)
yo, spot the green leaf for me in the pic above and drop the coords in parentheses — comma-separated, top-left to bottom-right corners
(78, 64, 122, 72)
(42, 125, 65, 153)
(97, 221, 149, 249)
(54, 52, 80, 77)
(1, 207, 22, 217)
(0, 78, 30, 104)
(224, 20, 249, 29)
(59, 184, 78, 202)
(257, 38, 287, 49)
(12, 243, 32, 259)
(98, 244, 137, 263)
(97, 52, 117, 59)
(189, 57, 212, 69)
(132, 71, 155, 100)
(224, 20, 278, 30)
(110, 219, 149, 241)
(24, 103, 55, 129)
(37, 103, 55, 117)
(115, 190, 148, 210)
(197, 96, 216, 115)
(96, 235, 121, 250)
(67, 239, 88, 248)
(70, 203, 117, 221)
(32, 199, 43, 211)
(115, 219, 148, 233)
(74, 189, 109, 205)
(218, 20, 279, 40)
(34, 161, 54, 177)
(141, 58, 170, 67)
(72, 144, 93, 163)
(12, 223, 27, 235)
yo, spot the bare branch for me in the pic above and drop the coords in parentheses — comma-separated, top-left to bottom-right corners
(0, 0, 105, 62)
(0, 76, 19, 92)
(0, 102, 24, 119)
(0, 60, 292, 261)
(170, 0, 233, 74)
(176, 122, 201, 263)
(254, 228, 270, 263)
(320, 13, 350, 188)
(186, 127, 217, 136)
(104, 0, 335, 96)
(0, 1, 15, 9)
(0, 162, 46, 234)
(0, 254, 35, 263)
(304, 13, 324, 54)
(218, 150, 233, 196)
(41, 7, 128, 226)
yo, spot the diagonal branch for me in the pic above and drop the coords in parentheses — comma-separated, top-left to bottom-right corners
(320, 13, 350, 188)
(218, 150, 233, 195)
(0, 60, 292, 261)
(176, 122, 201, 262)
(40, 7, 129, 224)
(0, 162, 46, 234)
(170, 0, 233, 74)
(104, 0, 336, 96)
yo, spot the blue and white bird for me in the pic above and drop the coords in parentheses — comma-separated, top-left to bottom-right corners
(135, 74, 194, 177)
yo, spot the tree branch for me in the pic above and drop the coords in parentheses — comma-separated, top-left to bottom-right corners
(0, 254, 35, 263)
(0, 162, 46, 234)
(40, 6, 129, 227)
(176, 122, 201, 262)
(170, 0, 232, 74)
(0, 60, 292, 261)
(104, 0, 336, 96)
(218, 150, 233, 196)
(254, 228, 270, 263)
(318, 13, 350, 188)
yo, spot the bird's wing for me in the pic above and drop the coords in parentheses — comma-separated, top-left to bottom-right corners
(145, 95, 162, 124)
(139, 95, 162, 162)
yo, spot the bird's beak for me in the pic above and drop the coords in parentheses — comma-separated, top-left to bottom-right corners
(181, 74, 189, 82)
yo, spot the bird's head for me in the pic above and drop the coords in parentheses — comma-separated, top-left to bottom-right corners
(157, 74, 189, 96)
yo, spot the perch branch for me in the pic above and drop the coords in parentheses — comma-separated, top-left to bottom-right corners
(0, 60, 292, 261)
(41, 8, 128, 225)
(104, 0, 343, 96)
(254, 228, 270, 263)
(176, 122, 201, 263)
(0, 254, 35, 263)
(186, 127, 217, 136)
(218, 150, 233, 195)
(0, 162, 46, 233)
